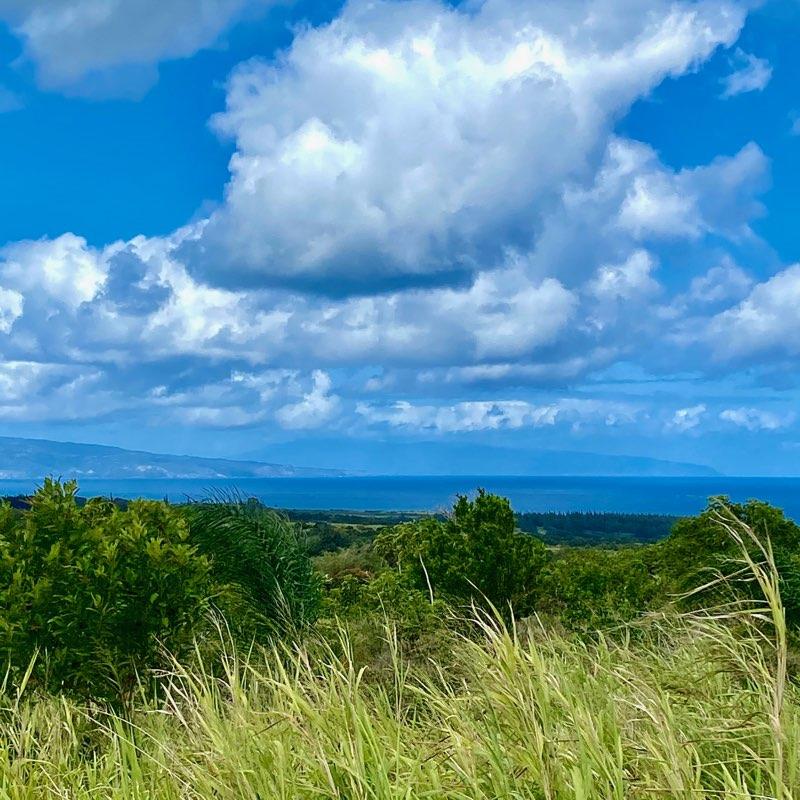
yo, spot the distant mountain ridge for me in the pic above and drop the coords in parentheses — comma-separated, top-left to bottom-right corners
(0, 437, 344, 479)
(0, 435, 720, 481)
(246, 439, 721, 477)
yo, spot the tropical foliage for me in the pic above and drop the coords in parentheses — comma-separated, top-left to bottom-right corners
(0, 479, 212, 702)
(187, 497, 321, 640)
(375, 489, 547, 613)
(3, 480, 800, 797)
(1, 508, 798, 798)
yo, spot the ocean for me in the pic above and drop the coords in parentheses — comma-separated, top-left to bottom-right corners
(0, 475, 798, 518)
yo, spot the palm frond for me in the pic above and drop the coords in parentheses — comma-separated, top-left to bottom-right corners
(186, 494, 321, 642)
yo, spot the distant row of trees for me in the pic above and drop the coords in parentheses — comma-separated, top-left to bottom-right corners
(516, 510, 676, 545)
(300, 509, 677, 555)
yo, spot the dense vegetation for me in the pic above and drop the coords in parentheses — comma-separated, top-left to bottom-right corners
(0, 479, 212, 703)
(2, 480, 800, 797)
(295, 508, 678, 554)
(516, 510, 676, 544)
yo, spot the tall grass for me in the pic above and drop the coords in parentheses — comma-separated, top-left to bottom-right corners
(1, 510, 798, 799)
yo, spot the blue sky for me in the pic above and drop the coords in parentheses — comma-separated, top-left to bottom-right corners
(0, 0, 798, 475)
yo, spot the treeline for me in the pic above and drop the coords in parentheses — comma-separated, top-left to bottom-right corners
(300, 509, 679, 555)
(0, 494, 679, 548)
(286, 509, 430, 525)
(516, 510, 677, 545)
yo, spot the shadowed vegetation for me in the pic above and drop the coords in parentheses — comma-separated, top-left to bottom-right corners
(186, 495, 321, 640)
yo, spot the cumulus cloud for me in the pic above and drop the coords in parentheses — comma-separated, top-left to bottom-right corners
(0, 0, 266, 95)
(0, 288, 23, 334)
(706, 265, 800, 361)
(670, 404, 706, 431)
(720, 407, 793, 431)
(275, 371, 341, 429)
(1, 0, 790, 448)
(0, 229, 577, 374)
(530, 137, 767, 302)
(720, 48, 772, 98)
(589, 251, 660, 301)
(187, 0, 746, 291)
(687, 259, 752, 306)
(0, 361, 126, 422)
(0, 233, 107, 308)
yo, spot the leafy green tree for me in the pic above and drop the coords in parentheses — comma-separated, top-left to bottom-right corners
(375, 490, 546, 613)
(0, 479, 212, 703)
(658, 498, 800, 622)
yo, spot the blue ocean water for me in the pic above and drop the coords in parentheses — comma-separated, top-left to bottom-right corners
(0, 476, 798, 518)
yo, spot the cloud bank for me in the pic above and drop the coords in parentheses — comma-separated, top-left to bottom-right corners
(0, 0, 797, 469)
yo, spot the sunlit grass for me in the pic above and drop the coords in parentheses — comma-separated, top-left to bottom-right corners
(1, 509, 798, 799)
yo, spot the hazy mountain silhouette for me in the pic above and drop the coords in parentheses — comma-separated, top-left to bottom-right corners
(246, 439, 721, 477)
(0, 437, 343, 479)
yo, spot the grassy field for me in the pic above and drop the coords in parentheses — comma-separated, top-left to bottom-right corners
(2, 493, 798, 798)
(2, 582, 798, 797)
(1, 612, 797, 798)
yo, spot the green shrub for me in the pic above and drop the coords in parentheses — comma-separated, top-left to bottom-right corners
(536, 545, 662, 629)
(659, 498, 800, 622)
(318, 569, 451, 671)
(375, 490, 547, 613)
(187, 498, 321, 642)
(0, 479, 212, 703)
(323, 570, 447, 640)
(313, 542, 386, 587)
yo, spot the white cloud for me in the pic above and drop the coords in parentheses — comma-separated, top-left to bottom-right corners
(0, 0, 791, 446)
(618, 172, 702, 239)
(357, 397, 639, 433)
(0, 288, 23, 334)
(0, 229, 577, 371)
(275, 370, 341, 429)
(670, 404, 706, 431)
(617, 141, 767, 241)
(190, 0, 746, 289)
(687, 259, 752, 305)
(0, 361, 72, 405)
(542, 138, 767, 297)
(0, 233, 108, 308)
(0, 0, 265, 94)
(0, 362, 125, 421)
(720, 407, 793, 431)
(706, 264, 800, 361)
(589, 250, 660, 301)
(135, 367, 342, 429)
(720, 48, 772, 98)
(435, 270, 577, 362)
(172, 405, 268, 427)
(421, 353, 620, 387)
